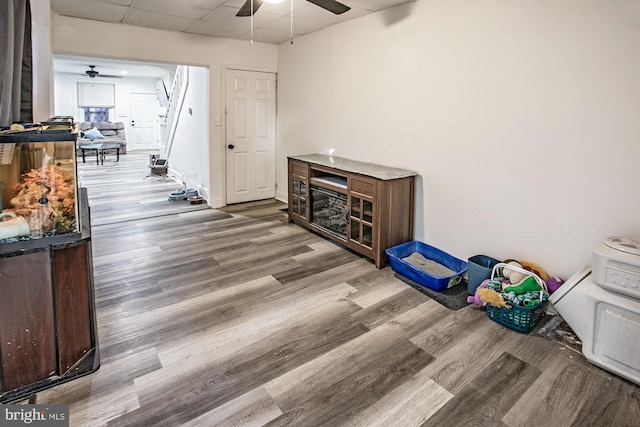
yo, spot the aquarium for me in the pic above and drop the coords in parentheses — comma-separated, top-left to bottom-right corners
(0, 122, 79, 243)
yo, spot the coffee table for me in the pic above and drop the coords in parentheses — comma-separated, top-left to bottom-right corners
(80, 143, 121, 165)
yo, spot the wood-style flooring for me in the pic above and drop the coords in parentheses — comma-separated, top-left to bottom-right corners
(35, 152, 640, 426)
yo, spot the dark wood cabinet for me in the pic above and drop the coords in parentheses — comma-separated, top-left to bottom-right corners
(0, 251, 57, 392)
(288, 155, 416, 268)
(53, 243, 94, 373)
(0, 191, 98, 403)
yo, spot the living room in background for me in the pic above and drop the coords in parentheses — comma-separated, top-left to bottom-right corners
(53, 56, 181, 153)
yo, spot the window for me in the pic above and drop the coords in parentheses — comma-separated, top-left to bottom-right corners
(83, 107, 110, 122)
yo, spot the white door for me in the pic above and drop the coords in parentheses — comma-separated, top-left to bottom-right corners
(225, 69, 276, 204)
(130, 93, 158, 150)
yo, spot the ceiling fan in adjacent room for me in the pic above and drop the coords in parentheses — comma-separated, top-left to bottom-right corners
(83, 65, 122, 79)
(236, 0, 350, 17)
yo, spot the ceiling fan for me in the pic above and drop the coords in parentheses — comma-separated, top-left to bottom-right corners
(83, 65, 122, 79)
(236, 0, 350, 17)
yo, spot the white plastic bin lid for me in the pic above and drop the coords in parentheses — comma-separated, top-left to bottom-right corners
(549, 266, 591, 304)
(604, 237, 640, 257)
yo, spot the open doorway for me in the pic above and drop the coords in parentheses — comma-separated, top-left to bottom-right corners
(53, 54, 176, 152)
(53, 55, 211, 205)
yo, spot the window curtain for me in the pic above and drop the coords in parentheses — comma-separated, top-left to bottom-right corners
(0, 0, 33, 127)
(77, 82, 116, 108)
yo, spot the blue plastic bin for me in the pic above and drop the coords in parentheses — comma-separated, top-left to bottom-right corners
(467, 254, 501, 295)
(386, 241, 468, 292)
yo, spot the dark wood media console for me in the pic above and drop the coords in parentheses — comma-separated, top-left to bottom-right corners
(288, 154, 417, 268)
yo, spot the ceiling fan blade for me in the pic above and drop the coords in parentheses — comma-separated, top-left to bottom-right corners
(236, 0, 264, 17)
(305, 0, 350, 14)
(83, 66, 123, 78)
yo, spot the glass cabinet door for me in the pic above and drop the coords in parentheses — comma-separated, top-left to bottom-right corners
(291, 174, 307, 219)
(349, 195, 373, 249)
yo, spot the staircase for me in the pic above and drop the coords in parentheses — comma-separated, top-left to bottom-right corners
(160, 65, 189, 158)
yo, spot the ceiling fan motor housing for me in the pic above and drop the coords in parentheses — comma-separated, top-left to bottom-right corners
(86, 65, 99, 78)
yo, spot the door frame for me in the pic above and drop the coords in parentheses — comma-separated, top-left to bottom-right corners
(221, 65, 278, 206)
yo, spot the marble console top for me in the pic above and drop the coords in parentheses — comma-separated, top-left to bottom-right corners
(289, 154, 417, 180)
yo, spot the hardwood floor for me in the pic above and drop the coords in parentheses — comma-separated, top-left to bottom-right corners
(35, 151, 640, 426)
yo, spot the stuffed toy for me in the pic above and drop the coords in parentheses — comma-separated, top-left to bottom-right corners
(507, 270, 527, 285)
(500, 260, 522, 279)
(546, 276, 564, 293)
(467, 279, 489, 306)
(502, 276, 549, 307)
(478, 288, 509, 307)
(503, 276, 542, 294)
(519, 260, 550, 281)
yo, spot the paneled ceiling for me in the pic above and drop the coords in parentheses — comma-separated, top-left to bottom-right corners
(51, 0, 416, 44)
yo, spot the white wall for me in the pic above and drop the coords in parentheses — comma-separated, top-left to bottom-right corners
(277, 0, 640, 279)
(30, 0, 53, 121)
(166, 66, 210, 200)
(51, 13, 278, 208)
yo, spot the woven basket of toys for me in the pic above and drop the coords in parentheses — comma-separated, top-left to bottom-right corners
(482, 263, 549, 333)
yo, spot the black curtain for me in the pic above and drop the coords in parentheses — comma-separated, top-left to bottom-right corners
(0, 0, 33, 127)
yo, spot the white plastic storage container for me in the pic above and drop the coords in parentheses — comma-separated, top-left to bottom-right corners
(592, 237, 640, 299)
(551, 266, 640, 385)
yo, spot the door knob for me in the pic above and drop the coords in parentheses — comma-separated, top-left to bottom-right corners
(228, 144, 235, 149)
